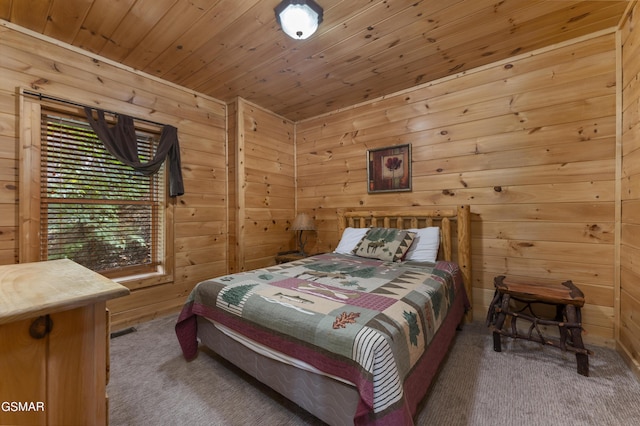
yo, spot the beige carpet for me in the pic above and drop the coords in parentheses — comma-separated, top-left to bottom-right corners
(108, 315, 640, 425)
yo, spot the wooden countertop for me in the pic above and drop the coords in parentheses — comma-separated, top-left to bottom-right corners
(0, 259, 130, 325)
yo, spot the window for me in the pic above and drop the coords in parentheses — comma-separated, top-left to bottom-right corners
(20, 97, 173, 288)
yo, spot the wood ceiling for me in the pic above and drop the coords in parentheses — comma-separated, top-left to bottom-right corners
(0, 0, 630, 121)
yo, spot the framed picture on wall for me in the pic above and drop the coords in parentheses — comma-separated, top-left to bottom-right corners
(367, 144, 412, 193)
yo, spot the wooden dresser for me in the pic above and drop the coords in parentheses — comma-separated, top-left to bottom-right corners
(0, 259, 129, 426)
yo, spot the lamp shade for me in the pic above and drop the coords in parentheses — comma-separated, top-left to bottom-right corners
(291, 213, 316, 231)
(275, 0, 323, 40)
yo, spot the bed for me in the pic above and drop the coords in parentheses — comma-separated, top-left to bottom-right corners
(176, 205, 472, 425)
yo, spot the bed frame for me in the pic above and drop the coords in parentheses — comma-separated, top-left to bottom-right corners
(196, 205, 473, 425)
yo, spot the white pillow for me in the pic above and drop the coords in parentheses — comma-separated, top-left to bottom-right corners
(334, 227, 370, 254)
(405, 227, 440, 262)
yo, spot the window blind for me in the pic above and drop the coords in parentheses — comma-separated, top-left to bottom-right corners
(40, 111, 163, 275)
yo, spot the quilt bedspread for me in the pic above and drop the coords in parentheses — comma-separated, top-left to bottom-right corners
(176, 253, 468, 425)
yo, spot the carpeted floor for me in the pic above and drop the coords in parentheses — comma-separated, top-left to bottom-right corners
(108, 314, 640, 425)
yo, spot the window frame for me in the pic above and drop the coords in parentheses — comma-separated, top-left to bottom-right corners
(19, 93, 174, 290)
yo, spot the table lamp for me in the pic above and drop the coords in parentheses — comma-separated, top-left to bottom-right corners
(291, 213, 316, 256)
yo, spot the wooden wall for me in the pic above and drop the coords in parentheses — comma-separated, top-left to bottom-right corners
(620, 2, 640, 371)
(0, 25, 228, 328)
(227, 99, 238, 274)
(296, 31, 618, 346)
(234, 98, 296, 271)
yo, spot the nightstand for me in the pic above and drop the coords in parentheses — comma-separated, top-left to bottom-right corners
(275, 252, 311, 264)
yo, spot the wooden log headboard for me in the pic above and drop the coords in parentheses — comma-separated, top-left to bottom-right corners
(337, 205, 472, 314)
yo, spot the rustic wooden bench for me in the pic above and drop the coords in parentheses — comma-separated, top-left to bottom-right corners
(486, 275, 592, 376)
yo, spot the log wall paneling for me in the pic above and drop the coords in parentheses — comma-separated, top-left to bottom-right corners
(228, 99, 238, 274)
(0, 26, 227, 328)
(235, 98, 296, 271)
(296, 31, 618, 346)
(619, 1, 640, 376)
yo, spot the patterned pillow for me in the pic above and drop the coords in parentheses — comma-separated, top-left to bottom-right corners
(352, 228, 416, 262)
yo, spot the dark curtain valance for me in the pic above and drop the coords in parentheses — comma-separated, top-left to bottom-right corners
(84, 107, 184, 197)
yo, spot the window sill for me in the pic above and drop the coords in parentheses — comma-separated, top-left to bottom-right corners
(113, 271, 174, 291)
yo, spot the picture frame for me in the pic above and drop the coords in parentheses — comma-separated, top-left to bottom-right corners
(367, 143, 412, 193)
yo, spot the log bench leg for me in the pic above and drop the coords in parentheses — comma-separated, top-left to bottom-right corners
(493, 331, 502, 352)
(492, 294, 511, 352)
(566, 304, 589, 376)
(576, 353, 589, 377)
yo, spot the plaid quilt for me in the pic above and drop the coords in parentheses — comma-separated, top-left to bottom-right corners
(176, 253, 468, 425)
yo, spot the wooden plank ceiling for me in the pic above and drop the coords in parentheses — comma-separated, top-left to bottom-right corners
(0, 0, 629, 121)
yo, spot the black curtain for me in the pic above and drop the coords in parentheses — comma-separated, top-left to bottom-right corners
(84, 107, 184, 197)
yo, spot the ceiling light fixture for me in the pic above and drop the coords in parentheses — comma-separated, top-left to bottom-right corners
(275, 0, 323, 40)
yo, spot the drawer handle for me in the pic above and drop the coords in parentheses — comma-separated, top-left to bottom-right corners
(29, 315, 53, 339)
